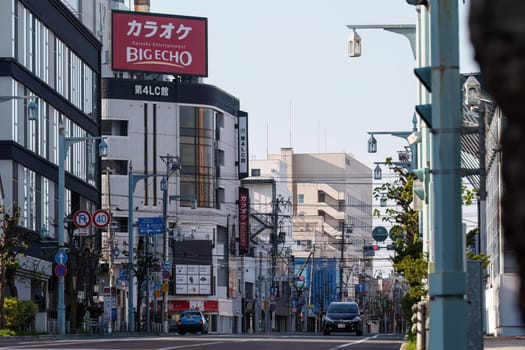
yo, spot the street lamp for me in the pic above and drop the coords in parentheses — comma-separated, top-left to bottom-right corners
(346, 24, 417, 59)
(57, 122, 107, 335)
(0, 96, 39, 120)
(374, 164, 383, 181)
(160, 154, 181, 333)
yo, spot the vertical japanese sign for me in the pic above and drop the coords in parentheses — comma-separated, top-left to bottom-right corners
(112, 10, 208, 76)
(238, 111, 249, 179)
(238, 187, 249, 255)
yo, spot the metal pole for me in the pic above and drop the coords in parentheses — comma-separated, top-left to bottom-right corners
(162, 172, 168, 333)
(107, 169, 113, 334)
(57, 124, 66, 335)
(340, 224, 344, 300)
(146, 238, 150, 332)
(428, 1, 466, 349)
(270, 180, 277, 332)
(128, 166, 135, 332)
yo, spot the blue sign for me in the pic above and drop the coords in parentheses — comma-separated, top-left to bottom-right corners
(138, 217, 164, 235)
(355, 283, 366, 293)
(55, 251, 68, 265)
(118, 267, 128, 282)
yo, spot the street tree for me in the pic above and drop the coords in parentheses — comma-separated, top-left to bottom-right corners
(0, 207, 28, 328)
(372, 158, 427, 320)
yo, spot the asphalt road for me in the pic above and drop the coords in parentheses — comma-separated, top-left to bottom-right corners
(0, 333, 405, 350)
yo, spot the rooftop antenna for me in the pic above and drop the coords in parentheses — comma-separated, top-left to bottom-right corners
(266, 121, 269, 158)
(289, 99, 292, 148)
(317, 120, 320, 153)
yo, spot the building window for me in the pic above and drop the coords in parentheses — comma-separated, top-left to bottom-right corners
(180, 106, 217, 209)
(298, 194, 304, 203)
(102, 120, 128, 136)
(101, 160, 128, 175)
(251, 169, 261, 177)
(318, 191, 325, 203)
(217, 149, 225, 167)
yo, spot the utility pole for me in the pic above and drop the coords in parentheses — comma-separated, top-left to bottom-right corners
(428, 1, 466, 348)
(339, 223, 345, 301)
(270, 181, 277, 332)
(160, 154, 180, 333)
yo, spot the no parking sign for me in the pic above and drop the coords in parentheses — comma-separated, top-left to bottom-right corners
(73, 210, 91, 228)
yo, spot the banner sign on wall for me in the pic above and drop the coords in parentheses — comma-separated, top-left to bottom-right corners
(239, 187, 249, 254)
(238, 111, 249, 179)
(112, 10, 208, 76)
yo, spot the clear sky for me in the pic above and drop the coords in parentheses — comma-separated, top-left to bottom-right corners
(149, 0, 477, 172)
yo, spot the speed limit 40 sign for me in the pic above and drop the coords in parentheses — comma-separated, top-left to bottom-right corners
(93, 209, 111, 228)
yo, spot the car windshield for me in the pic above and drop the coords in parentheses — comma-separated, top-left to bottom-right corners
(182, 311, 201, 318)
(327, 303, 358, 313)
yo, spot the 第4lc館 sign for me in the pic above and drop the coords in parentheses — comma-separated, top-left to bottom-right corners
(112, 10, 208, 77)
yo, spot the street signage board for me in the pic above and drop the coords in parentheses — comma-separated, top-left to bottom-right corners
(138, 217, 164, 235)
(118, 267, 128, 282)
(73, 210, 91, 228)
(93, 209, 111, 228)
(55, 251, 68, 265)
(372, 226, 388, 242)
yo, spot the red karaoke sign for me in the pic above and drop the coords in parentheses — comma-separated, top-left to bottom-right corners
(238, 188, 249, 254)
(112, 10, 208, 76)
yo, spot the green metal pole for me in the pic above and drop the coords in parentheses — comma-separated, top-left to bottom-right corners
(428, 1, 466, 349)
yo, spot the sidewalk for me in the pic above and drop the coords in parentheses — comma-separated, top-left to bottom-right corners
(400, 336, 524, 350)
(484, 336, 525, 349)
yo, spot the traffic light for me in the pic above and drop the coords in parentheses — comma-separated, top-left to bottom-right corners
(363, 244, 379, 257)
(414, 67, 432, 128)
(412, 168, 430, 204)
(406, 0, 429, 7)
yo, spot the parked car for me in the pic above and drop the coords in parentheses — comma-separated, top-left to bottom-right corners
(322, 301, 363, 336)
(177, 310, 208, 335)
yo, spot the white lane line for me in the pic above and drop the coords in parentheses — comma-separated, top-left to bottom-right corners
(329, 335, 379, 349)
(157, 341, 228, 350)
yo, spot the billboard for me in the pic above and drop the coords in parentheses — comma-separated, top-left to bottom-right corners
(112, 10, 208, 76)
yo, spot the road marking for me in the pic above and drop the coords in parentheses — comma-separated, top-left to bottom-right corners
(157, 341, 228, 350)
(329, 335, 378, 349)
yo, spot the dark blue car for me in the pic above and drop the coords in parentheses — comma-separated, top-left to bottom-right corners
(322, 301, 363, 336)
(177, 310, 208, 335)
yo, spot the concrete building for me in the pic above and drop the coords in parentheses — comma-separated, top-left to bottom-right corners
(245, 148, 373, 332)
(483, 103, 525, 336)
(93, 0, 248, 334)
(0, 0, 102, 332)
(241, 157, 294, 332)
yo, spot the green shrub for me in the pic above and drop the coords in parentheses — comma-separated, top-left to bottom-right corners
(3, 298, 38, 331)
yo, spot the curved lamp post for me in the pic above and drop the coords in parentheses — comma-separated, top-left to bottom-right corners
(57, 123, 107, 335)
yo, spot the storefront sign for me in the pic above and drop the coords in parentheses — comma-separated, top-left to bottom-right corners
(237, 111, 249, 178)
(112, 11, 207, 76)
(238, 187, 249, 254)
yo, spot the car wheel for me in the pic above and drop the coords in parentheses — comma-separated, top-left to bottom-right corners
(356, 328, 363, 336)
(323, 329, 330, 335)
(178, 330, 186, 335)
